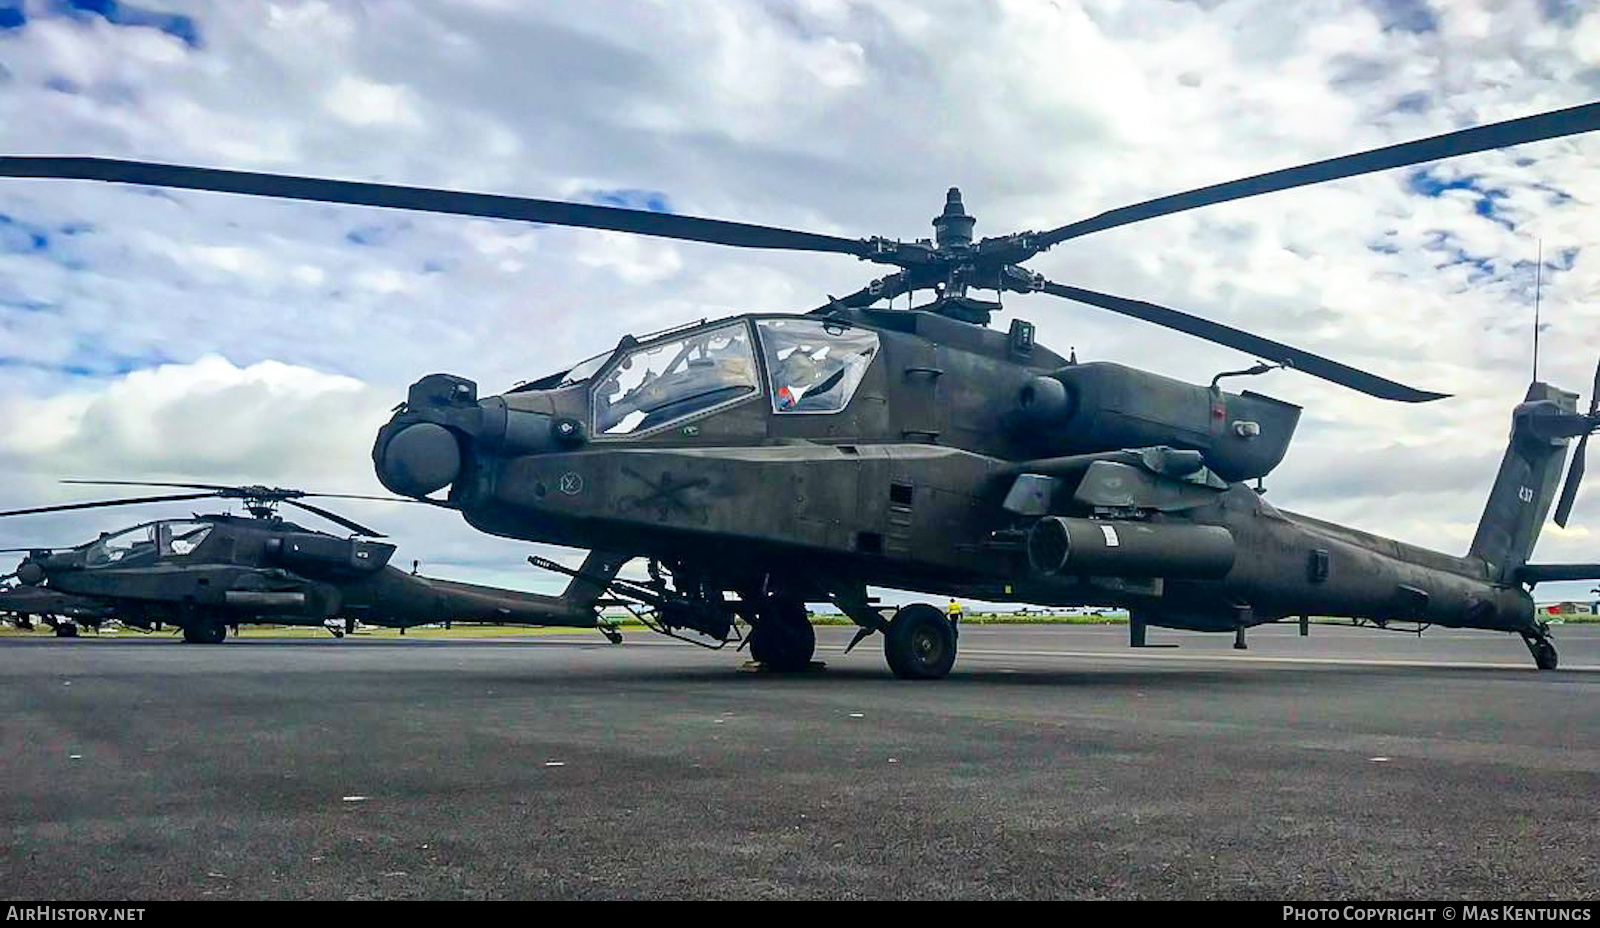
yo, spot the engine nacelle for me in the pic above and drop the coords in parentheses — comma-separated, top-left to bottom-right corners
(1013, 362, 1301, 482)
(266, 534, 395, 573)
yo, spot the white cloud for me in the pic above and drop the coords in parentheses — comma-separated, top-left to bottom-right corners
(322, 74, 425, 129)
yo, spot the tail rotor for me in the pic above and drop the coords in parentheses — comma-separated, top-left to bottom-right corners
(1553, 359, 1600, 528)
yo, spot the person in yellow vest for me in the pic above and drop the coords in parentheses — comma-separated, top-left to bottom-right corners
(945, 598, 963, 628)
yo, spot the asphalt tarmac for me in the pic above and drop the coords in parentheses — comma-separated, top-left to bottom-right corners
(3, 623, 1597, 900)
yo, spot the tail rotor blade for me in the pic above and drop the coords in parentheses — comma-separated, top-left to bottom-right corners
(1554, 433, 1588, 528)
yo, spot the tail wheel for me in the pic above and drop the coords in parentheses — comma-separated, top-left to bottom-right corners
(884, 603, 956, 680)
(749, 597, 815, 672)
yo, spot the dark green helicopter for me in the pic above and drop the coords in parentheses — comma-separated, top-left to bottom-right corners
(5, 101, 1599, 675)
(0, 566, 116, 636)
(0, 482, 616, 642)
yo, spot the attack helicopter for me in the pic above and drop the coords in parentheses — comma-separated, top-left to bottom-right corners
(0, 482, 616, 642)
(4, 101, 1600, 676)
(0, 559, 115, 635)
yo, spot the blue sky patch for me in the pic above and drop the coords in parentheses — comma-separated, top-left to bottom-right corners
(0, 298, 56, 314)
(1544, 246, 1579, 274)
(588, 189, 673, 213)
(0, 3, 25, 31)
(0, 213, 50, 253)
(46, 0, 201, 48)
(1406, 169, 1513, 229)
(1363, 0, 1438, 33)
(1392, 91, 1429, 114)
(1423, 230, 1496, 285)
(345, 221, 411, 246)
(1538, 0, 1585, 26)
(4, 342, 176, 378)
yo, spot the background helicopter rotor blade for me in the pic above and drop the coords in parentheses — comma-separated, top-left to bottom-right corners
(1034, 279, 1449, 403)
(0, 157, 875, 257)
(62, 480, 435, 505)
(1552, 359, 1600, 528)
(0, 493, 219, 518)
(1037, 101, 1600, 247)
(58, 480, 444, 535)
(281, 500, 385, 538)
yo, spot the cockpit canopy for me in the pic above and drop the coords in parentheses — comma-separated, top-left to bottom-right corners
(593, 321, 760, 435)
(85, 520, 213, 568)
(519, 316, 883, 439)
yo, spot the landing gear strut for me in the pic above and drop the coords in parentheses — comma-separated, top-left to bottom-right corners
(884, 603, 957, 680)
(748, 597, 815, 672)
(1522, 629, 1558, 671)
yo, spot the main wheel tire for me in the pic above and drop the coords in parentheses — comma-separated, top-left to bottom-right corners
(884, 603, 956, 680)
(1534, 639, 1558, 671)
(749, 598, 815, 672)
(182, 622, 227, 644)
(54, 623, 79, 639)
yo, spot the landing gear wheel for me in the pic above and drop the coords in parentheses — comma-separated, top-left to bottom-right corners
(884, 603, 956, 680)
(749, 598, 815, 672)
(182, 622, 227, 644)
(1527, 636, 1558, 671)
(54, 623, 78, 639)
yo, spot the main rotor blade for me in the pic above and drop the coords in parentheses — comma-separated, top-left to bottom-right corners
(301, 492, 435, 504)
(63, 479, 234, 492)
(1039, 101, 1600, 247)
(807, 274, 910, 315)
(0, 493, 218, 518)
(1036, 280, 1448, 403)
(0, 157, 874, 257)
(282, 499, 385, 538)
(1553, 433, 1588, 528)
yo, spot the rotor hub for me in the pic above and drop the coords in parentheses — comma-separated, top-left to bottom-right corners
(932, 187, 975, 250)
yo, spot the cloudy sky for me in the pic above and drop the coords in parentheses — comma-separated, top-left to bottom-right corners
(0, 0, 1597, 604)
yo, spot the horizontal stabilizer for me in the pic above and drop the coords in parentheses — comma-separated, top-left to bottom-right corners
(1515, 563, 1600, 584)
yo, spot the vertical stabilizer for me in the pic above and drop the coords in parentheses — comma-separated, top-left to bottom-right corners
(1469, 383, 1580, 581)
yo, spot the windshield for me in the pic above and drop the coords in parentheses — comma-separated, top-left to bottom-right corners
(592, 321, 759, 435)
(757, 319, 879, 414)
(161, 521, 213, 556)
(556, 350, 614, 388)
(85, 524, 157, 568)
